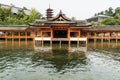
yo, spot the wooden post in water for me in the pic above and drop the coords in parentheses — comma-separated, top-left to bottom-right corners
(68, 41, 71, 48)
(42, 40, 44, 48)
(50, 41, 52, 48)
(25, 32, 27, 47)
(5, 32, 7, 44)
(18, 32, 20, 47)
(94, 39, 96, 49)
(50, 29, 53, 48)
(86, 38, 88, 47)
(108, 32, 110, 48)
(101, 32, 104, 46)
(108, 32, 110, 43)
(94, 32, 97, 49)
(50, 47, 53, 59)
(68, 28, 70, 48)
(12, 32, 14, 48)
(67, 47, 71, 59)
(59, 40, 61, 48)
(116, 32, 118, 46)
(77, 40, 79, 48)
(19, 38, 20, 48)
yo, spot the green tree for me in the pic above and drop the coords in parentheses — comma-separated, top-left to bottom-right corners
(28, 8, 42, 23)
(0, 5, 42, 25)
(115, 7, 120, 15)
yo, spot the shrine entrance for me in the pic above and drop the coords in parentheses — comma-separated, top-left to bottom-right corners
(53, 30, 67, 38)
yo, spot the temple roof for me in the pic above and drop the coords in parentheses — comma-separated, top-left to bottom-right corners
(84, 25, 120, 31)
(31, 12, 88, 27)
(0, 25, 28, 31)
(49, 10, 72, 21)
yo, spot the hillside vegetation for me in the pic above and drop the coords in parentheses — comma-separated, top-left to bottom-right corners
(0, 4, 42, 25)
(92, 7, 120, 26)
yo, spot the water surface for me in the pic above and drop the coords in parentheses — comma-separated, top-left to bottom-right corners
(0, 41, 120, 80)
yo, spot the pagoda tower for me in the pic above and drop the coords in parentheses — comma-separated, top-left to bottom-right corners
(46, 5, 53, 20)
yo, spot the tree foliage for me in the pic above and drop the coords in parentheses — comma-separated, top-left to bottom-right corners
(93, 7, 120, 26)
(0, 4, 42, 25)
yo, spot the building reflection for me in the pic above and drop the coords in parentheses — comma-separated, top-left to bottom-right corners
(32, 45, 87, 72)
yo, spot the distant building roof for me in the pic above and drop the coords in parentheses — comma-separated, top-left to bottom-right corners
(86, 15, 110, 23)
(83, 25, 120, 31)
(0, 25, 28, 31)
(0, 3, 31, 15)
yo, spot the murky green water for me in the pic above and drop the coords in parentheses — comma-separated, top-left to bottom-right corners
(0, 41, 120, 80)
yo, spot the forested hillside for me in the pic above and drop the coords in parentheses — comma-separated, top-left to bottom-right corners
(92, 7, 120, 25)
(0, 4, 42, 25)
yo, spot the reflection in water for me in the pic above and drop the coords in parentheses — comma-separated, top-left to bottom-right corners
(32, 48, 87, 72)
(89, 41, 120, 62)
(0, 41, 120, 80)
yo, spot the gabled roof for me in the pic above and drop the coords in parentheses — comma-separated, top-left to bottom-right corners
(30, 10, 89, 27)
(49, 10, 72, 21)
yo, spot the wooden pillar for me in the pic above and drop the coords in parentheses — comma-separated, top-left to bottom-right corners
(108, 32, 110, 48)
(18, 32, 20, 47)
(50, 29, 53, 48)
(94, 32, 97, 43)
(101, 32, 104, 48)
(116, 32, 118, 46)
(116, 32, 118, 43)
(12, 32, 14, 48)
(12, 32, 14, 42)
(41, 31, 44, 48)
(108, 32, 110, 43)
(18, 32, 20, 41)
(51, 29, 53, 39)
(79, 30, 81, 37)
(77, 31, 80, 48)
(94, 33, 96, 49)
(68, 28, 70, 48)
(25, 32, 27, 47)
(78, 30, 80, 48)
(87, 32, 89, 37)
(101, 32, 104, 43)
(5, 32, 7, 44)
(87, 32, 89, 43)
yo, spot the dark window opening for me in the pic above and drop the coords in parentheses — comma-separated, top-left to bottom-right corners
(53, 30, 67, 38)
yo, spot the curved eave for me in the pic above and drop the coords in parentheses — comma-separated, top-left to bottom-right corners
(70, 26, 91, 29)
(49, 11, 72, 21)
(46, 21, 76, 24)
(86, 29, 120, 31)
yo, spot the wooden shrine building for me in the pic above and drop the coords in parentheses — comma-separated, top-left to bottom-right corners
(1, 8, 120, 46)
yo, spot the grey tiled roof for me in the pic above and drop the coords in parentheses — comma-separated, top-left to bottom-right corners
(0, 25, 29, 30)
(0, 3, 31, 15)
(86, 25, 120, 31)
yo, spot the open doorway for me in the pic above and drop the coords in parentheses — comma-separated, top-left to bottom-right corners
(53, 30, 67, 38)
